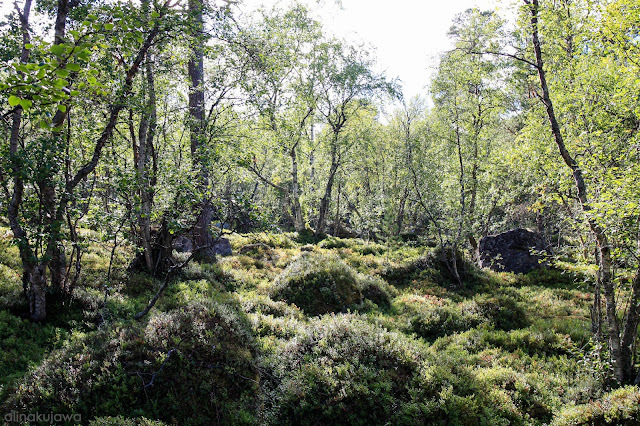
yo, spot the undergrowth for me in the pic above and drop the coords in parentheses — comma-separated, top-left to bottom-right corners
(0, 229, 632, 425)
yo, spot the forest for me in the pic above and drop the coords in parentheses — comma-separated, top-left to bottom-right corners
(1, 0, 640, 424)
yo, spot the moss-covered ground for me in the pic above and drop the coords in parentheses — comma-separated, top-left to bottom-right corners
(0, 229, 638, 425)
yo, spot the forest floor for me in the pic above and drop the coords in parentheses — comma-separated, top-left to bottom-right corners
(1, 226, 639, 425)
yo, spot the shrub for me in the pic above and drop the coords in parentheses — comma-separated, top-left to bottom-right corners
(356, 242, 385, 256)
(3, 300, 259, 425)
(552, 386, 640, 425)
(0, 311, 67, 400)
(260, 313, 534, 425)
(393, 294, 486, 340)
(271, 253, 364, 315)
(237, 292, 303, 319)
(431, 326, 575, 358)
(271, 253, 396, 315)
(317, 236, 350, 249)
(382, 246, 477, 288)
(247, 232, 296, 249)
(359, 275, 398, 309)
(261, 314, 430, 425)
(317, 237, 385, 255)
(472, 293, 529, 331)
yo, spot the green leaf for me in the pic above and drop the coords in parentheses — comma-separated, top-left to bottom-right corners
(87, 76, 97, 84)
(66, 63, 81, 72)
(50, 44, 65, 56)
(39, 120, 49, 130)
(55, 69, 70, 78)
(105, 23, 114, 30)
(19, 99, 32, 110)
(24, 43, 34, 49)
(70, 90, 80, 96)
(57, 104, 67, 113)
(8, 95, 20, 107)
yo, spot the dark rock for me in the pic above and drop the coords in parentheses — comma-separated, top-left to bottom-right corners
(213, 237, 232, 256)
(478, 228, 550, 274)
(172, 235, 194, 253)
(172, 235, 232, 257)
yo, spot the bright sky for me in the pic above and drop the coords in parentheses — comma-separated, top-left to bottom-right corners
(241, 0, 501, 100)
(1, 0, 501, 99)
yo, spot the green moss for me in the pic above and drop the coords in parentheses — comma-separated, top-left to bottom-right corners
(392, 293, 486, 340)
(552, 386, 640, 425)
(0, 310, 68, 401)
(3, 300, 259, 425)
(271, 253, 364, 315)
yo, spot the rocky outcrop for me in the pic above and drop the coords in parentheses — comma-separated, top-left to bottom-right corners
(478, 228, 550, 274)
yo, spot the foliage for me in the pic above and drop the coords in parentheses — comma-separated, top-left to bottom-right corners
(1, 0, 640, 421)
(552, 386, 640, 426)
(271, 253, 364, 315)
(3, 300, 259, 425)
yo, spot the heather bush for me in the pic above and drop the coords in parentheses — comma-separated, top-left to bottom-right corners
(3, 300, 259, 425)
(271, 253, 397, 315)
(271, 253, 363, 315)
(260, 314, 464, 424)
(89, 417, 168, 425)
(552, 386, 640, 425)
(392, 294, 486, 340)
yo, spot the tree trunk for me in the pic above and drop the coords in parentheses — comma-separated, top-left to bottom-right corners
(395, 187, 409, 236)
(188, 0, 216, 258)
(316, 140, 339, 236)
(136, 8, 158, 272)
(526, 0, 630, 383)
(27, 264, 48, 322)
(333, 181, 342, 236)
(621, 269, 640, 381)
(290, 145, 305, 232)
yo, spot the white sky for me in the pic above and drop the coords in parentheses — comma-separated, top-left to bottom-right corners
(240, 0, 501, 100)
(1, 0, 502, 99)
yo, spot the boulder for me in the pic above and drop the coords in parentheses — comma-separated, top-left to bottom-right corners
(213, 237, 233, 257)
(172, 236, 232, 257)
(172, 235, 193, 253)
(478, 228, 550, 274)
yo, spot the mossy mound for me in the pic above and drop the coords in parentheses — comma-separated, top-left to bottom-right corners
(260, 314, 541, 425)
(271, 253, 364, 315)
(393, 294, 486, 339)
(472, 293, 529, 331)
(271, 253, 394, 315)
(260, 314, 430, 425)
(552, 386, 640, 425)
(3, 300, 259, 425)
(392, 291, 529, 340)
(359, 275, 398, 309)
